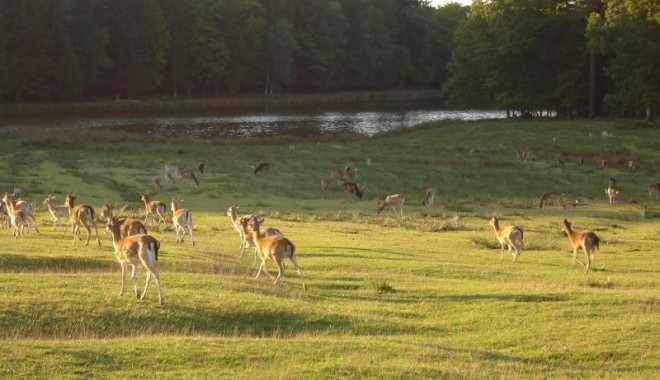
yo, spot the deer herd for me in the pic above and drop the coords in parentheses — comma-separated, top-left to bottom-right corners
(0, 157, 657, 306)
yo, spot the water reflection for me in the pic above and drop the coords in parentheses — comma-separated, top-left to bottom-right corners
(0, 103, 507, 138)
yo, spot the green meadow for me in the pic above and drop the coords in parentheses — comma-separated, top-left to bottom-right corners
(0, 119, 658, 378)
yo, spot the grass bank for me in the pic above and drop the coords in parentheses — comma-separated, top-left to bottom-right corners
(0, 118, 658, 378)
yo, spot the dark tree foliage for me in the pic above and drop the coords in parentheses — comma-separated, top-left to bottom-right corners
(0, 0, 655, 120)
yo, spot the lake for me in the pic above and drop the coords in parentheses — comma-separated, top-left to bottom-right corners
(0, 101, 507, 138)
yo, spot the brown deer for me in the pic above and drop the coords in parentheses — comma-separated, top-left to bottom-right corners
(422, 187, 436, 206)
(562, 199, 580, 210)
(179, 167, 200, 187)
(64, 194, 101, 246)
(560, 219, 600, 274)
(43, 195, 69, 232)
(251, 160, 270, 175)
(647, 183, 660, 198)
(239, 215, 283, 266)
(377, 194, 406, 215)
(320, 176, 330, 191)
(539, 191, 562, 209)
(489, 216, 524, 262)
(246, 216, 306, 290)
(605, 178, 619, 205)
(226, 206, 264, 251)
(1, 194, 30, 239)
(140, 192, 167, 227)
(152, 177, 162, 191)
(341, 181, 363, 199)
(99, 201, 114, 222)
(107, 216, 164, 304)
(171, 198, 194, 246)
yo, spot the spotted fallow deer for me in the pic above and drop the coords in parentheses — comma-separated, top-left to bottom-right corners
(376, 194, 406, 215)
(64, 194, 101, 246)
(489, 216, 524, 262)
(560, 219, 600, 274)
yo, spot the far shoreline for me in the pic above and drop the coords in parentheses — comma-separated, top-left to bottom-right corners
(0, 89, 444, 116)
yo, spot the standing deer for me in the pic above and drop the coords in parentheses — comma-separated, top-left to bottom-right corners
(43, 195, 69, 232)
(560, 219, 600, 274)
(179, 167, 200, 187)
(647, 183, 660, 198)
(605, 178, 619, 205)
(152, 177, 162, 191)
(140, 192, 167, 227)
(239, 215, 283, 266)
(251, 160, 270, 175)
(489, 216, 524, 262)
(226, 206, 264, 251)
(64, 194, 101, 246)
(171, 198, 194, 246)
(320, 176, 330, 191)
(341, 181, 363, 199)
(539, 191, 562, 209)
(422, 188, 436, 206)
(246, 216, 306, 290)
(2, 194, 29, 239)
(107, 216, 164, 304)
(164, 164, 180, 184)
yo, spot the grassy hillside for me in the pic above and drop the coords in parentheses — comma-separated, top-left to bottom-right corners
(0, 119, 658, 378)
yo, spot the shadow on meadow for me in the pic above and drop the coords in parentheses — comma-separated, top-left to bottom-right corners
(0, 254, 114, 272)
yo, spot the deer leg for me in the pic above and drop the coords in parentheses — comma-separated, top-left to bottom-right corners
(273, 260, 285, 285)
(140, 272, 151, 300)
(584, 249, 592, 274)
(119, 264, 127, 296)
(188, 226, 195, 246)
(290, 256, 307, 290)
(130, 265, 139, 298)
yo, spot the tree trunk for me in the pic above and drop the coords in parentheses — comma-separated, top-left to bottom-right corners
(588, 52, 596, 118)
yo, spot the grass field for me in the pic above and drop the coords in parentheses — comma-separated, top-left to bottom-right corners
(0, 119, 658, 378)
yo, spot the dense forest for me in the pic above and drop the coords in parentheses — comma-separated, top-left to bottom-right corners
(0, 0, 657, 120)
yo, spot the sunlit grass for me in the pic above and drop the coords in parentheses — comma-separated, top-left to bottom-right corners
(0, 119, 658, 378)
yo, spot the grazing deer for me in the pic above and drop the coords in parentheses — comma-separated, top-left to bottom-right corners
(178, 167, 200, 187)
(341, 181, 363, 199)
(197, 161, 207, 175)
(320, 176, 330, 191)
(251, 160, 270, 175)
(605, 178, 619, 205)
(226, 206, 265, 250)
(246, 216, 306, 290)
(330, 168, 343, 184)
(648, 183, 660, 198)
(1, 194, 29, 239)
(64, 194, 101, 246)
(560, 219, 600, 274)
(422, 187, 436, 206)
(562, 199, 580, 210)
(539, 191, 562, 210)
(377, 194, 406, 215)
(106, 216, 164, 304)
(152, 177, 162, 192)
(239, 215, 283, 266)
(171, 198, 194, 246)
(43, 195, 70, 232)
(489, 216, 524, 262)
(344, 165, 354, 178)
(140, 192, 167, 227)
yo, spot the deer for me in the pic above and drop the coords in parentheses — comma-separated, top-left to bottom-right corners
(376, 194, 406, 215)
(99, 201, 114, 222)
(628, 160, 637, 171)
(341, 180, 363, 199)
(422, 187, 436, 206)
(171, 198, 194, 246)
(320, 176, 330, 191)
(197, 161, 208, 175)
(246, 216, 306, 290)
(330, 168, 343, 184)
(647, 183, 660, 198)
(43, 195, 70, 232)
(251, 160, 270, 175)
(226, 206, 265, 251)
(152, 177, 162, 192)
(106, 216, 164, 304)
(641, 204, 649, 219)
(6, 195, 38, 233)
(560, 219, 600, 274)
(606, 178, 619, 205)
(489, 216, 524, 262)
(1, 194, 29, 239)
(164, 164, 180, 184)
(539, 191, 562, 209)
(239, 214, 283, 266)
(140, 192, 167, 227)
(178, 167, 200, 187)
(562, 199, 580, 210)
(64, 194, 101, 246)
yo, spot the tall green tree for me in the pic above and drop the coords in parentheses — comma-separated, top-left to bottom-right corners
(588, 0, 659, 120)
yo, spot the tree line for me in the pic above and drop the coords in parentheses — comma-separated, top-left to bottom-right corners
(0, 0, 657, 120)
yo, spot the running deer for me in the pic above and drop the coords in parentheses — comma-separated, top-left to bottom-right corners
(648, 183, 660, 198)
(64, 194, 101, 246)
(605, 178, 619, 205)
(422, 188, 436, 206)
(171, 198, 194, 246)
(140, 192, 167, 227)
(239, 215, 283, 266)
(106, 216, 164, 304)
(489, 216, 524, 262)
(341, 181, 363, 199)
(560, 219, 600, 274)
(6, 195, 38, 233)
(226, 206, 265, 251)
(1, 194, 29, 239)
(43, 195, 69, 232)
(539, 191, 562, 209)
(246, 216, 306, 290)
(376, 194, 406, 215)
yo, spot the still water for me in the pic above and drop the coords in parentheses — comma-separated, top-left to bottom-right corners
(0, 102, 506, 138)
